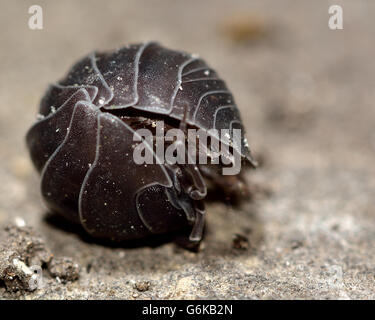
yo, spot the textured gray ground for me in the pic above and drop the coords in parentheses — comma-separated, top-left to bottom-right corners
(0, 0, 374, 299)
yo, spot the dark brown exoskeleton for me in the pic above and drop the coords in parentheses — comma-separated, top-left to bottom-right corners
(26, 42, 256, 243)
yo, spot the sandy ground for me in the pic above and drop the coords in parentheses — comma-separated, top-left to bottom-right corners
(0, 0, 375, 299)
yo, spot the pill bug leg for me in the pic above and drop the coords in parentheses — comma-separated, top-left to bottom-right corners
(164, 103, 207, 242)
(171, 199, 206, 250)
(178, 103, 207, 201)
(189, 200, 206, 242)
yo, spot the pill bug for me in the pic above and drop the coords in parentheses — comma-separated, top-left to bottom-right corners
(26, 42, 256, 243)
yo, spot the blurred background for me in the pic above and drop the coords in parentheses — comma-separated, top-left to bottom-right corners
(0, 0, 374, 299)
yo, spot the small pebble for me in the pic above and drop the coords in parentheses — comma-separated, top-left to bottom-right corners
(134, 281, 151, 292)
(232, 233, 249, 250)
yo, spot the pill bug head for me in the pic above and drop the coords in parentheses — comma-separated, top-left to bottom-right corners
(26, 42, 255, 244)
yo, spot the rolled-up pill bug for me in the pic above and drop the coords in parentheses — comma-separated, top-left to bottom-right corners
(26, 42, 256, 243)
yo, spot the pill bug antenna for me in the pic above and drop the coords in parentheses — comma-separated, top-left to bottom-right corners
(189, 201, 206, 242)
(179, 102, 189, 133)
(179, 103, 207, 200)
